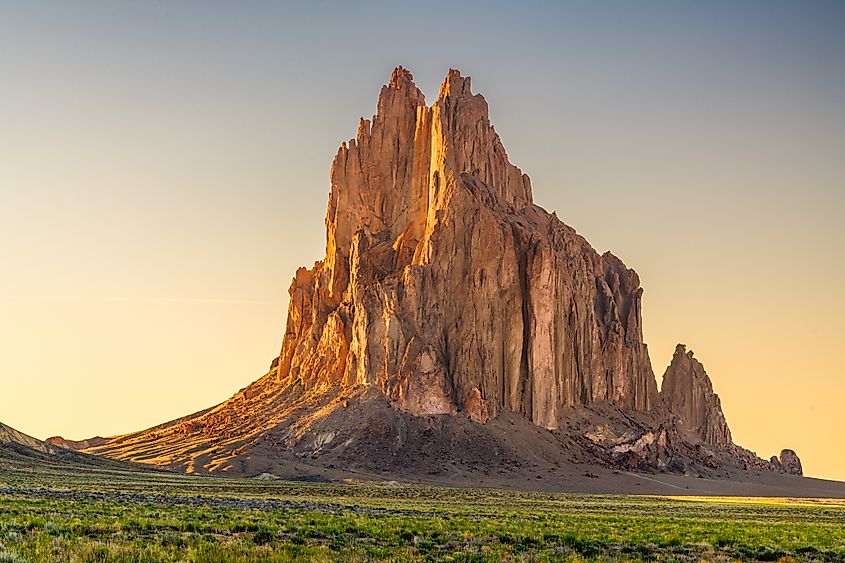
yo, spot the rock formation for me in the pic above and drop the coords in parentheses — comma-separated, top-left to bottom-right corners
(660, 344, 732, 448)
(57, 67, 804, 483)
(279, 66, 656, 429)
(45, 435, 107, 450)
(771, 449, 803, 476)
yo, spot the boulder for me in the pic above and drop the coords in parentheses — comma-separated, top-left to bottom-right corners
(779, 449, 803, 476)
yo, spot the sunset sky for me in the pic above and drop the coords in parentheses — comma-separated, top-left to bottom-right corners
(1, 1, 843, 480)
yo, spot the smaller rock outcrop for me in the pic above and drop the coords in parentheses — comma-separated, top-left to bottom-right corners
(772, 449, 803, 476)
(660, 345, 804, 477)
(46, 436, 108, 450)
(779, 449, 803, 475)
(660, 344, 732, 449)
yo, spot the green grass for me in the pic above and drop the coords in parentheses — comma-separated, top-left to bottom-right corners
(1, 462, 843, 561)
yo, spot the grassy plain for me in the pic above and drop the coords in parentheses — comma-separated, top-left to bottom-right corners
(1, 459, 843, 562)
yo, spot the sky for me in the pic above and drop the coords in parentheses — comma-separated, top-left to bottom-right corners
(1, 1, 843, 480)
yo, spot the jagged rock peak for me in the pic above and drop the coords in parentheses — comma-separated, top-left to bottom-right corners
(324, 66, 535, 303)
(660, 344, 733, 448)
(377, 66, 426, 115)
(279, 65, 659, 430)
(389, 65, 417, 90)
(439, 68, 471, 98)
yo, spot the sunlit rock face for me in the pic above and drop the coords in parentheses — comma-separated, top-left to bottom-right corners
(659, 344, 733, 449)
(277, 67, 658, 429)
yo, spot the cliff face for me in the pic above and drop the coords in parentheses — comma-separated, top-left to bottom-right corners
(278, 67, 657, 429)
(660, 344, 733, 449)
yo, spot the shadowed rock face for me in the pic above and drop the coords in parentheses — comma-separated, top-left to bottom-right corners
(660, 344, 733, 449)
(279, 67, 657, 429)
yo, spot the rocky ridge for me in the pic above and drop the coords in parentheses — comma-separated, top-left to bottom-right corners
(0, 421, 145, 471)
(1, 422, 53, 454)
(63, 67, 800, 482)
(45, 435, 107, 450)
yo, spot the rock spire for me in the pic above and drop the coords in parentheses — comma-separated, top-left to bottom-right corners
(660, 344, 732, 448)
(278, 66, 657, 429)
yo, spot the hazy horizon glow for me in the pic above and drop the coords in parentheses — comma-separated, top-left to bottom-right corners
(2, 1, 843, 480)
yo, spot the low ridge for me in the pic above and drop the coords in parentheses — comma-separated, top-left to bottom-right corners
(0, 421, 150, 472)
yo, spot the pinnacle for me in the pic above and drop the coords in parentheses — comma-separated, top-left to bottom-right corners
(380, 66, 425, 109)
(439, 68, 472, 100)
(389, 66, 416, 90)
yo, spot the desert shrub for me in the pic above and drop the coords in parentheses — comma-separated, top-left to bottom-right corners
(289, 532, 306, 545)
(230, 521, 260, 533)
(328, 534, 349, 551)
(252, 528, 274, 546)
(0, 551, 27, 563)
(159, 531, 185, 548)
